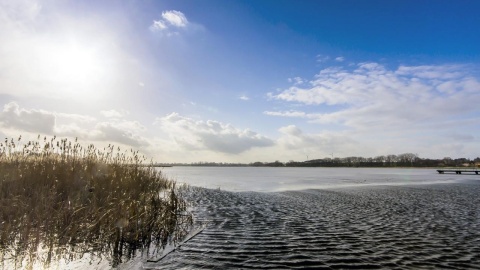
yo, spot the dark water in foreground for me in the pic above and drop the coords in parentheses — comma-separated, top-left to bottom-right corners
(142, 181, 480, 269)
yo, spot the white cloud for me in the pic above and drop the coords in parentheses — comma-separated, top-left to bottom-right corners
(150, 20, 167, 31)
(0, 102, 55, 134)
(154, 113, 274, 154)
(239, 95, 250, 101)
(90, 121, 149, 148)
(264, 110, 307, 118)
(162, 10, 188, 27)
(0, 102, 149, 148)
(269, 63, 480, 129)
(150, 10, 189, 35)
(335, 56, 345, 62)
(395, 65, 464, 79)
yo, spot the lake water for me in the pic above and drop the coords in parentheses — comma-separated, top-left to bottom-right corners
(60, 167, 478, 269)
(140, 167, 480, 269)
(160, 167, 469, 192)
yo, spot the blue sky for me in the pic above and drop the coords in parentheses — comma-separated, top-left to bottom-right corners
(1, 0, 479, 162)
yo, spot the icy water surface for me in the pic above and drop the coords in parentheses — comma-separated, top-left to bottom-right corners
(143, 180, 480, 269)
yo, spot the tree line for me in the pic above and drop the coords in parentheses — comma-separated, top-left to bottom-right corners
(259, 154, 480, 167)
(158, 153, 480, 168)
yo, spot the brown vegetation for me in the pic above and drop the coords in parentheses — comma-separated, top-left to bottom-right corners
(0, 136, 192, 268)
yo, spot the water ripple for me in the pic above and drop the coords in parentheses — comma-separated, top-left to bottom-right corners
(144, 182, 480, 269)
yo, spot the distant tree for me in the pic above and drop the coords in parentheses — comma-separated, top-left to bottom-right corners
(251, 162, 264, 167)
(443, 157, 452, 166)
(386, 155, 398, 166)
(374, 155, 386, 164)
(397, 153, 418, 166)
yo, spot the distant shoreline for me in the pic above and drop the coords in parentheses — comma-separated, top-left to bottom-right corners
(153, 154, 480, 168)
(154, 164, 476, 169)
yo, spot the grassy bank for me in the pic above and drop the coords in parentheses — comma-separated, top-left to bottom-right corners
(0, 136, 192, 269)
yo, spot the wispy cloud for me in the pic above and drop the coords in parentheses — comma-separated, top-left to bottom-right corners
(239, 95, 250, 101)
(316, 54, 330, 63)
(154, 113, 274, 154)
(264, 110, 308, 118)
(287, 77, 304, 85)
(335, 56, 345, 62)
(150, 20, 167, 31)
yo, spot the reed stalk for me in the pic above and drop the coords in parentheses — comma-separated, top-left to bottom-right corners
(0, 136, 192, 268)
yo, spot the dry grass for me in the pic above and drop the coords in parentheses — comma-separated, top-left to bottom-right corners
(0, 136, 192, 269)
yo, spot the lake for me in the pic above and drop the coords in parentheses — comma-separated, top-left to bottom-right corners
(140, 167, 480, 269)
(160, 167, 469, 192)
(55, 167, 477, 269)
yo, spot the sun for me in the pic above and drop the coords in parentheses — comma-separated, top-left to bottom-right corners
(51, 44, 97, 82)
(37, 38, 111, 99)
(46, 41, 102, 83)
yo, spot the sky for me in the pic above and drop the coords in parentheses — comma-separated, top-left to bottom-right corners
(1, 0, 479, 163)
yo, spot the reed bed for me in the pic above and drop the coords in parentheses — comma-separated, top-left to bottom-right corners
(0, 136, 193, 269)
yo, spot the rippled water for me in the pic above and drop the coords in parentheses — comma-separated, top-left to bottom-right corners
(143, 182, 480, 269)
(122, 168, 480, 269)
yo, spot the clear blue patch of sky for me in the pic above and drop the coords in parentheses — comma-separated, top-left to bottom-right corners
(144, 0, 480, 88)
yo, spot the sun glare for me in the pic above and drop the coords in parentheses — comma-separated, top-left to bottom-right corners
(51, 45, 97, 82)
(37, 38, 111, 98)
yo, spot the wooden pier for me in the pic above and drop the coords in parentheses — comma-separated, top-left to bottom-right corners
(437, 169, 479, 175)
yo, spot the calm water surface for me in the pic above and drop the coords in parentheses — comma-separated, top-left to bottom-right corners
(160, 167, 468, 192)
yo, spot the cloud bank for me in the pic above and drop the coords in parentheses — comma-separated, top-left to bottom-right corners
(0, 102, 149, 148)
(0, 102, 55, 134)
(268, 63, 480, 131)
(155, 113, 274, 154)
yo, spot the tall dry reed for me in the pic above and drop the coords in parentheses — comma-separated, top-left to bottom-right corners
(0, 136, 192, 268)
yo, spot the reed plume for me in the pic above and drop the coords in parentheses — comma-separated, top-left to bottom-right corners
(0, 136, 192, 268)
